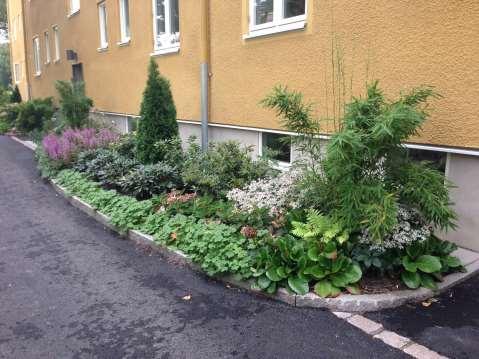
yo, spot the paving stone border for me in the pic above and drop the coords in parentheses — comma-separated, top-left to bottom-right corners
(12, 135, 479, 312)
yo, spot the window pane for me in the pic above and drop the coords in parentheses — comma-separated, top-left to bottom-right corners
(408, 149, 447, 174)
(156, 0, 166, 34)
(284, 0, 305, 18)
(120, 0, 130, 39)
(255, 0, 274, 25)
(263, 133, 291, 163)
(170, 0, 179, 33)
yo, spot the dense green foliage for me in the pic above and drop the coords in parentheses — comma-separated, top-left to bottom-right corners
(10, 85, 22, 103)
(137, 59, 178, 163)
(16, 98, 55, 134)
(55, 81, 93, 129)
(182, 139, 274, 197)
(0, 44, 10, 87)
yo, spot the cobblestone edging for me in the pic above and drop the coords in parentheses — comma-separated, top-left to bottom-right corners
(49, 178, 479, 312)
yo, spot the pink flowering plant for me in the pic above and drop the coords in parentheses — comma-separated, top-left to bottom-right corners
(42, 128, 119, 165)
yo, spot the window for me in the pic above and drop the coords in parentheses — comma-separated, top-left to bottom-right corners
(44, 31, 51, 64)
(119, 0, 131, 43)
(70, 0, 80, 15)
(98, 2, 108, 49)
(247, 0, 306, 38)
(408, 148, 447, 174)
(33, 37, 41, 75)
(152, 0, 180, 52)
(53, 26, 60, 61)
(14, 63, 22, 83)
(262, 132, 292, 164)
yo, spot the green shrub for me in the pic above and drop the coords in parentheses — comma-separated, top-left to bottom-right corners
(137, 59, 178, 163)
(182, 140, 273, 197)
(111, 133, 138, 159)
(55, 81, 93, 129)
(0, 119, 11, 134)
(10, 84, 22, 103)
(16, 98, 54, 134)
(120, 163, 181, 200)
(1, 103, 20, 127)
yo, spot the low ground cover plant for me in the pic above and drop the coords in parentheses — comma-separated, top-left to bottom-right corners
(36, 74, 464, 299)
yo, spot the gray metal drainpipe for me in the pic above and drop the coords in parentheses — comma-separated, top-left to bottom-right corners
(200, 0, 210, 151)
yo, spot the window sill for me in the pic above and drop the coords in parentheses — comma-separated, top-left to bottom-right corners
(34, 72, 41, 78)
(67, 9, 80, 19)
(117, 39, 131, 47)
(53, 59, 60, 64)
(243, 21, 306, 40)
(150, 46, 180, 57)
(97, 46, 109, 53)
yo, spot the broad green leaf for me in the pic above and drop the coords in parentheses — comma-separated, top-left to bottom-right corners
(314, 280, 333, 298)
(258, 275, 271, 290)
(304, 265, 328, 279)
(345, 264, 362, 284)
(287, 276, 309, 295)
(336, 231, 349, 244)
(307, 245, 320, 261)
(330, 272, 350, 288)
(420, 273, 438, 290)
(330, 285, 342, 297)
(416, 255, 442, 273)
(331, 257, 348, 273)
(401, 270, 421, 289)
(266, 267, 282, 282)
(346, 284, 361, 295)
(445, 256, 462, 268)
(266, 281, 277, 294)
(276, 266, 287, 279)
(402, 256, 417, 272)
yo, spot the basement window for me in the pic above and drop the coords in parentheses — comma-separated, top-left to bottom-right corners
(262, 132, 292, 165)
(152, 0, 180, 55)
(245, 0, 307, 39)
(407, 148, 447, 174)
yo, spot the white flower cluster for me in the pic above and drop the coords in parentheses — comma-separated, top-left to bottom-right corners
(360, 206, 431, 252)
(226, 170, 301, 216)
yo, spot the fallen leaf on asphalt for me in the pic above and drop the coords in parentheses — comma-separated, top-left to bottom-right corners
(182, 295, 191, 301)
(422, 301, 432, 307)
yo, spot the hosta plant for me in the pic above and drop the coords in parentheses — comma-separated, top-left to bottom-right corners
(400, 235, 463, 290)
(252, 211, 362, 297)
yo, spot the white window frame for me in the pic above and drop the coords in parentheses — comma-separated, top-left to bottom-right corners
(118, 0, 131, 44)
(44, 31, 51, 64)
(151, 0, 180, 55)
(245, 0, 307, 39)
(53, 25, 61, 62)
(32, 37, 41, 76)
(14, 63, 21, 83)
(69, 0, 80, 16)
(258, 131, 293, 170)
(98, 2, 108, 50)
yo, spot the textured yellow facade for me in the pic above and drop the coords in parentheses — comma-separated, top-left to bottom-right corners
(7, 0, 28, 98)
(10, 0, 479, 149)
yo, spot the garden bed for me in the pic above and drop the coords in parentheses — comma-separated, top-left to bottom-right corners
(47, 175, 479, 312)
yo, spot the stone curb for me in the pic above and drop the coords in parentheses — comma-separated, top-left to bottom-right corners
(56, 185, 479, 312)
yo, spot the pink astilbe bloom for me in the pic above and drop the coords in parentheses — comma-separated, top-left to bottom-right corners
(42, 128, 119, 164)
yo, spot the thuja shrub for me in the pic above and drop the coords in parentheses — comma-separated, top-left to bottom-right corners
(42, 128, 119, 165)
(137, 59, 178, 163)
(16, 98, 54, 134)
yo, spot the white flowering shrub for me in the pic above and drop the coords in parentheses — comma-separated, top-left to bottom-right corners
(359, 205, 431, 252)
(226, 170, 301, 216)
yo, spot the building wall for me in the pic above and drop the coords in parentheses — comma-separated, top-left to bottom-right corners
(12, 0, 479, 150)
(7, 0, 28, 99)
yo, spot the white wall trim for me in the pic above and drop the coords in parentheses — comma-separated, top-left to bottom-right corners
(90, 111, 479, 157)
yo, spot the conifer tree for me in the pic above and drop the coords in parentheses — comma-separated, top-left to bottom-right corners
(136, 59, 178, 163)
(10, 84, 22, 103)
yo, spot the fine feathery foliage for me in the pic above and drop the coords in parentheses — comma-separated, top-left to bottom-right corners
(262, 85, 323, 174)
(137, 59, 178, 163)
(16, 97, 55, 134)
(55, 80, 94, 129)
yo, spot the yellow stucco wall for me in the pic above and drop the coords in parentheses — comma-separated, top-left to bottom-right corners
(7, 0, 28, 99)
(13, 0, 479, 149)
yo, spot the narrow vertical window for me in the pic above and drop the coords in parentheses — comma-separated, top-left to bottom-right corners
(98, 2, 108, 49)
(53, 26, 60, 61)
(153, 0, 180, 51)
(119, 0, 130, 43)
(44, 31, 51, 64)
(33, 37, 41, 75)
(14, 63, 22, 83)
(70, 0, 80, 15)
